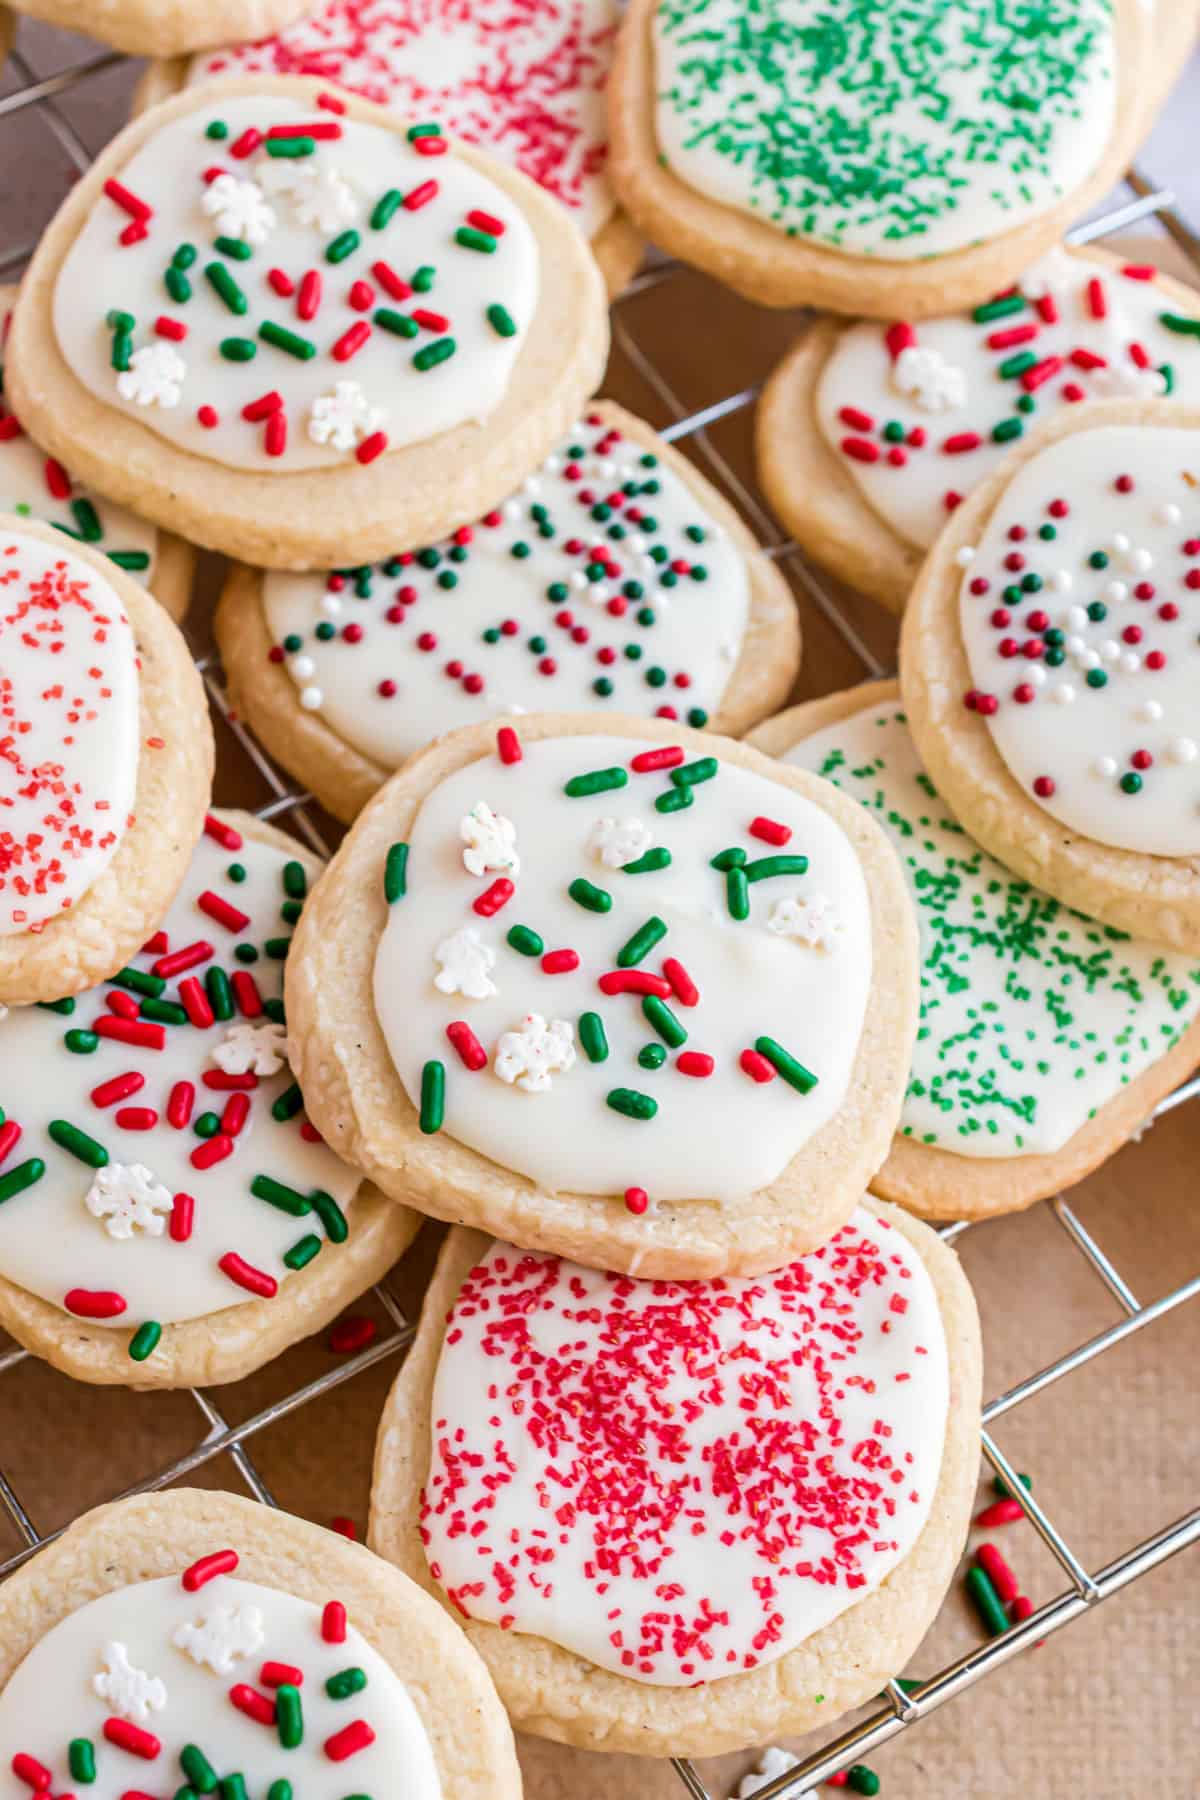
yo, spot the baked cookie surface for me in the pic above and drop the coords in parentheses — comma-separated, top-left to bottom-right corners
(216, 400, 800, 821)
(286, 713, 919, 1278)
(7, 76, 608, 568)
(0, 810, 419, 1385)
(609, 0, 1150, 314)
(370, 1205, 981, 1755)
(136, 0, 643, 296)
(757, 246, 1200, 611)
(5, 0, 326, 57)
(751, 682, 1200, 1219)
(0, 1488, 522, 1800)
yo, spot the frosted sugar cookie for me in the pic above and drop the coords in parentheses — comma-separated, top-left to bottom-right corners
(4, 0, 326, 58)
(215, 401, 800, 822)
(901, 405, 1200, 953)
(0, 515, 210, 1007)
(751, 682, 1200, 1220)
(0, 810, 419, 1386)
(0, 1489, 521, 1800)
(757, 247, 1200, 612)
(2, 287, 192, 622)
(369, 1206, 981, 1755)
(609, 0, 1150, 315)
(135, 0, 643, 297)
(7, 76, 608, 569)
(285, 713, 919, 1278)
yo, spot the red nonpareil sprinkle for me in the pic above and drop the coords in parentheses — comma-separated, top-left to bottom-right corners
(371, 259, 411, 301)
(170, 1191, 194, 1242)
(624, 1186, 649, 1215)
(181, 1547, 239, 1591)
(232, 971, 263, 1017)
(403, 180, 439, 211)
(975, 1497, 1024, 1527)
(91, 1071, 145, 1109)
(260, 1661, 304, 1688)
(64, 1287, 127, 1319)
(221, 1093, 251, 1136)
(0, 1120, 22, 1168)
(103, 177, 152, 221)
(205, 815, 243, 851)
(467, 208, 505, 236)
(115, 1106, 158, 1131)
(192, 1134, 235, 1171)
(324, 1721, 375, 1762)
(1086, 276, 1107, 319)
(1032, 775, 1056, 799)
(676, 1051, 714, 1078)
(598, 969, 672, 998)
(447, 1020, 487, 1070)
(328, 1315, 377, 1355)
(219, 1252, 277, 1298)
(298, 268, 323, 320)
(355, 431, 387, 465)
(154, 938, 213, 978)
(740, 1048, 777, 1084)
(496, 725, 522, 764)
(1021, 355, 1063, 393)
(230, 1684, 276, 1726)
(473, 878, 514, 917)
(837, 405, 875, 431)
(242, 390, 284, 423)
(333, 320, 372, 361)
(662, 957, 699, 1007)
(198, 890, 251, 933)
(11, 1754, 51, 1789)
(203, 1071, 258, 1092)
(44, 457, 71, 500)
(975, 1542, 1020, 1605)
(542, 949, 580, 975)
(630, 745, 684, 773)
(265, 411, 288, 457)
(329, 1517, 357, 1539)
(178, 976, 215, 1029)
(322, 1600, 347, 1643)
(94, 1016, 165, 1051)
(749, 815, 791, 846)
(155, 315, 187, 341)
(230, 126, 264, 159)
(884, 321, 916, 359)
(268, 267, 295, 297)
(197, 405, 219, 429)
(841, 435, 879, 463)
(944, 432, 983, 455)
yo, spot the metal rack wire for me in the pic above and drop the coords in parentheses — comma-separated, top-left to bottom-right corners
(0, 27, 1198, 1800)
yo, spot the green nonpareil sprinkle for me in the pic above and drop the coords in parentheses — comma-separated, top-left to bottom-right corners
(0, 1159, 44, 1205)
(755, 1035, 818, 1095)
(205, 261, 248, 314)
(725, 867, 750, 920)
(272, 1083, 304, 1122)
(112, 965, 165, 998)
(109, 549, 151, 571)
(606, 1087, 658, 1121)
(284, 1233, 322, 1270)
(412, 336, 456, 372)
(205, 120, 228, 140)
(642, 993, 686, 1048)
(744, 854, 810, 883)
(265, 136, 315, 158)
(68, 1741, 96, 1785)
(455, 226, 496, 254)
(669, 756, 718, 788)
(128, 1320, 162, 1362)
(384, 841, 409, 902)
(564, 766, 628, 797)
(506, 924, 544, 957)
(64, 1029, 99, 1053)
(220, 337, 257, 362)
(375, 307, 419, 338)
(568, 877, 612, 913)
(326, 229, 361, 264)
(310, 1187, 348, 1244)
(180, 1748, 217, 1795)
(617, 915, 667, 967)
(622, 847, 671, 874)
(486, 303, 517, 337)
(638, 1042, 666, 1070)
(371, 189, 404, 228)
(325, 1667, 367, 1700)
(655, 786, 692, 814)
(259, 320, 317, 360)
(70, 497, 102, 542)
(578, 1011, 609, 1063)
(276, 1685, 303, 1749)
(251, 1173, 312, 1216)
(48, 1120, 108, 1168)
(194, 1111, 221, 1139)
(420, 1060, 445, 1134)
(214, 235, 253, 261)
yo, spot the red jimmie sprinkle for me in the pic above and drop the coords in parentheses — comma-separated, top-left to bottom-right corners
(740, 1048, 777, 1083)
(662, 957, 699, 1007)
(268, 268, 295, 297)
(403, 180, 439, 211)
(103, 178, 151, 221)
(115, 1107, 158, 1131)
(94, 1016, 165, 1051)
(181, 1548, 239, 1591)
(413, 134, 447, 157)
(411, 308, 449, 333)
(203, 1071, 258, 1091)
(108, 992, 139, 1021)
(0, 1121, 22, 1167)
(322, 1600, 347, 1643)
(64, 1288, 127, 1318)
(473, 878, 514, 917)
(230, 1684, 276, 1726)
(371, 260, 411, 301)
(329, 1516, 357, 1539)
(170, 1191, 194, 1242)
(221, 1093, 251, 1136)
(975, 1497, 1024, 1527)
(355, 431, 388, 465)
(191, 1134, 234, 1171)
(496, 726, 522, 764)
(232, 971, 263, 1017)
(541, 948, 580, 974)
(230, 127, 263, 159)
(102, 1720, 159, 1759)
(676, 1051, 714, 1078)
(11, 1755, 51, 1789)
(155, 316, 187, 341)
(841, 435, 879, 463)
(749, 815, 791, 846)
(167, 1081, 195, 1129)
(328, 1315, 377, 1355)
(219, 1252, 278, 1298)
(265, 411, 288, 458)
(324, 1721, 375, 1762)
(260, 1661, 304, 1688)
(205, 815, 243, 851)
(975, 1542, 1020, 1605)
(178, 976, 215, 1030)
(467, 208, 505, 236)
(267, 120, 342, 140)
(447, 1020, 487, 1070)
(598, 969, 672, 998)
(333, 320, 372, 361)
(630, 745, 684, 773)
(242, 390, 284, 423)
(91, 1071, 145, 1108)
(44, 458, 71, 500)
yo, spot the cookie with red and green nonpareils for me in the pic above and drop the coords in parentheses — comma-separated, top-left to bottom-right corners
(609, 0, 1151, 313)
(0, 516, 210, 1008)
(368, 1209, 981, 1755)
(757, 245, 1200, 611)
(0, 810, 418, 1386)
(215, 401, 800, 822)
(751, 682, 1200, 1221)
(7, 77, 607, 569)
(0, 1490, 522, 1800)
(285, 714, 919, 1279)
(137, 0, 643, 298)
(901, 406, 1200, 955)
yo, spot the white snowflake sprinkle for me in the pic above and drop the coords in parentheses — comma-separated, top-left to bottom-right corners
(93, 1643, 167, 1723)
(433, 927, 498, 1000)
(173, 1603, 265, 1674)
(260, 159, 359, 232)
(767, 893, 844, 953)
(494, 1013, 575, 1093)
(84, 1163, 173, 1241)
(733, 1747, 801, 1799)
(307, 380, 386, 453)
(892, 344, 967, 413)
(201, 172, 276, 245)
(589, 816, 653, 870)
(117, 344, 186, 409)
(460, 802, 520, 879)
(212, 1020, 288, 1077)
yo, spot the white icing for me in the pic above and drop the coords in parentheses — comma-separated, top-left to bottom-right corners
(785, 701, 1200, 1157)
(422, 1217, 949, 1684)
(53, 95, 537, 472)
(0, 1573, 441, 1799)
(817, 251, 1200, 549)
(0, 527, 140, 937)
(184, 0, 619, 239)
(373, 733, 873, 1201)
(959, 425, 1200, 856)
(0, 828, 361, 1327)
(259, 413, 750, 768)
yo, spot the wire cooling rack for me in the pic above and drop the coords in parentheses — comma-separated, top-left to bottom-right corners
(1, 26, 1199, 1800)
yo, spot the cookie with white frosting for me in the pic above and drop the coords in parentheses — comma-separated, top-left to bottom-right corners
(0, 810, 419, 1385)
(609, 0, 1153, 315)
(751, 681, 1200, 1219)
(0, 514, 211, 1007)
(901, 403, 1200, 953)
(369, 1206, 981, 1755)
(6, 76, 608, 569)
(214, 401, 800, 822)
(0, 1488, 521, 1800)
(285, 712, 919, 1277)
(756, 246, 1200, 611)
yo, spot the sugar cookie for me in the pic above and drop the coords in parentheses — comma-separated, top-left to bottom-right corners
(2, 286, 193, 623)
(5, 0, 328, 58)
(757, 246, 1200, 612)
(750, 682, 1200, 1220)
(609, 0, 1150, 315)
(7, 76, 608, 569)
(0, 515, 211, 1007)
(0, 1488, 522, 1800)
(369, 1206, 981, 1755)
(901, 404, 1200, 953)
(285, 713, 918, 1278)
(134, 0, 643, 298)
(0, 10, 11, 69)
(215, 401, 800, 823)
(0, 810, 420, 1386)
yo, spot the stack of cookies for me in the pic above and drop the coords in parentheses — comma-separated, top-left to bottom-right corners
(0, 0, 1195, 1792)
